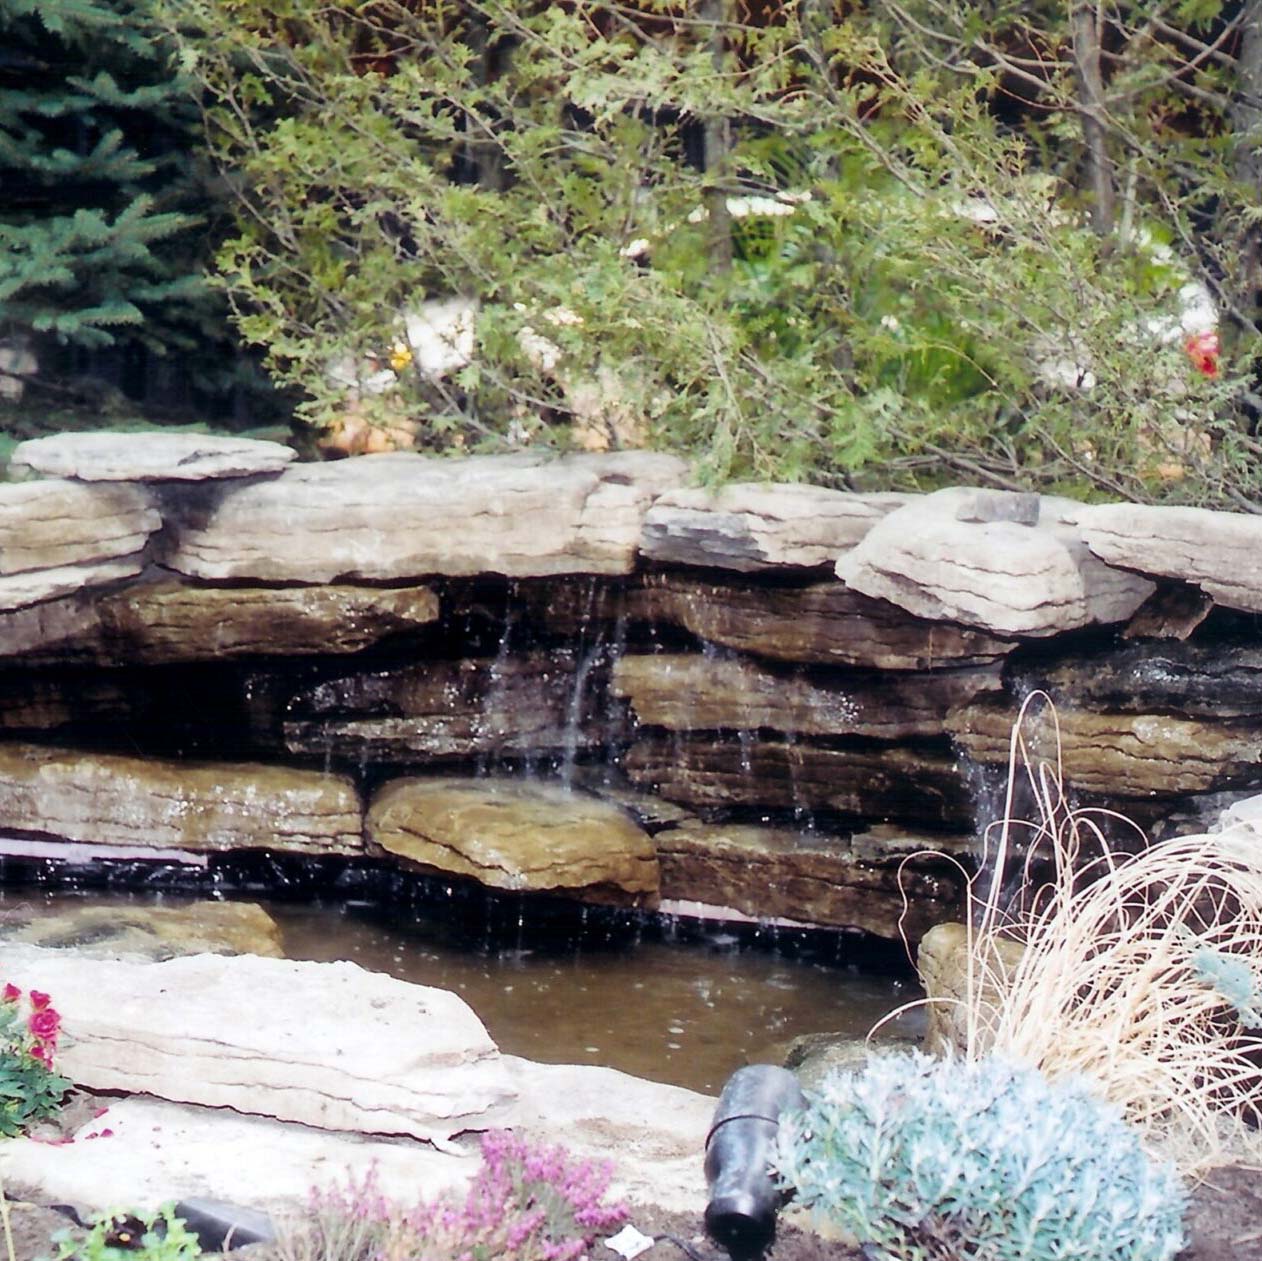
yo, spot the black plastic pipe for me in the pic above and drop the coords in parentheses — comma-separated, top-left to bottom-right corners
(703, 1064, 806, 1261)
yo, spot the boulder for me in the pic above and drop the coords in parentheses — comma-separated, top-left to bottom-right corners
(0, 900, 283, 960)
(1078, 501, 1262, 613)
(629, 574, 1016, 669)
(367, 776, 660, 905)
(0, 558, 148, 615)
(165, 451, 687, 581)
(780, 1031, 921, 1092)
(611, 652, 1001, 740)
(916, 921, 1025, 1056)
(655, 821, 960, 941)
(0, 578, 441, 664)
(624, 735, 973, 827)
(640, 484, 907, 571)
(0, 480, 159, 575)
(0, 946, 516, 1144)
(0, 743, 363, 854)
(836, 488, 1155, 636)
(284, 652, 624, 763)
(946, 700, 1262, 798)
(10, 431, 295, 482)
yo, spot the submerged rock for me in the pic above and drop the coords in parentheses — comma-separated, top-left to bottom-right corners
(367, 776, 660, 905)
(0, 900, 284, 960)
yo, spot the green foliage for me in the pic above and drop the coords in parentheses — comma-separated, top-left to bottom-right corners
(0, 985, 70, 1138)
(50, 1206, 202, 1261)
(775, 1051, 1186, 1261)
(162, 1, 1262, 502)
(0, 0, 218, 353)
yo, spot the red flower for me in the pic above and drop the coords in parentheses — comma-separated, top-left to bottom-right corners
(28, 991, 51, 1012)
(27, 1042, 51, 1066)
(2, 984, 19, 1004)
(1186, 329, 1220, 377)
(28, 1007, 60, 1043)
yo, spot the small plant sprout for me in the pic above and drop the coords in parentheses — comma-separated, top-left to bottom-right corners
(50, 1206, 202, 1261)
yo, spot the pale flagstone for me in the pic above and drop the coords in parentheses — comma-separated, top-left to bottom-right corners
(0, 947, 516, 1145)
(165, 450, 687, 581)
(0, 479, 159, 575)
(640, 483, 908, 571)
(1078, 500, 1262, 613)
(0, 557, 147, 614)
(836, 487, 1154, 636)
(0, 1096, 481, 1217)
(10, 431, 296, 481)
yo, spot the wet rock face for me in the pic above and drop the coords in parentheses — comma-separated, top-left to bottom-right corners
(611, 652, 1001, 740)
(655, 821, 960, 941)
(284, 652, 627, 762)
(631, 575, 1017, 669)
(947, 700, 1262, 798)
(366, 776, 659, 905)
(624, 735, 974, 828)
(0, 743, 364, 854)
(0, 580, 441, 665)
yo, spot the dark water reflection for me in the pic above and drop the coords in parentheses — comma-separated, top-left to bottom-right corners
(2, 886, 925, 1095)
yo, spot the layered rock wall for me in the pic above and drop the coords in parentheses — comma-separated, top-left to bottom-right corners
(3, 433, 1262, 941)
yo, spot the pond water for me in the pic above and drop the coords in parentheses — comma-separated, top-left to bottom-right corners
(0, 882, 925, 1095)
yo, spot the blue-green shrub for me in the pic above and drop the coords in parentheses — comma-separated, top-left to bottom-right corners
(774, 1051, 1185, 1261)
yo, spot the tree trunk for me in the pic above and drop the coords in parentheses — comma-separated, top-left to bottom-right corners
(701, 0, 733, 273)
(1071, 1, 1115, 236)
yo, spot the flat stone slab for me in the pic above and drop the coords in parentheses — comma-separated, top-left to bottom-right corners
(631, 575, 1016, 669)
(611, 652, 1000, 740)
(3, 578, 440, 664)
(656, 821, 959, 941)
(10, 432, 296, 481)
(0, 1095, 480, 1218)
(836, 487, 1155, 636)
(1078, 501, 1262, 614)
(0, 742, 363, 854)
(947, 700, 1262, 797)
(1, 947, 516, 1144)
(0, 557, 147, 614)
(367, 777, 659, 905)
(165, 450, 687, 581)
(640, 484, 907, 571)
(0, 480, 159, 576)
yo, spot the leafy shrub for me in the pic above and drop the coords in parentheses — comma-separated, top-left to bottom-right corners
(775, 1050, 1185, 1261)
(275, 1131, 626, 1261)
(0, 983, 70, 1138)
(49, 1206, 202, 1261)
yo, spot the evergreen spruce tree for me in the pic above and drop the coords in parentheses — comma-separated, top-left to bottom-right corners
(0, 0, 217, 387)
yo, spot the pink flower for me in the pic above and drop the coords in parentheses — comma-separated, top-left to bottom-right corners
(2, 984, 20, 1004)
(28, 1007, 60, 1044)
(27, 1042, 51, 1066)
(1186, 329, 1220, 377)
(28, 991, 51, 1012)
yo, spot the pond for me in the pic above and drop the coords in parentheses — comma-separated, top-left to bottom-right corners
(0, 877, 924, 1095)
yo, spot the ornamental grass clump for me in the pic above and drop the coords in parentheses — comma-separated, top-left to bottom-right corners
(775, 1050, 1185, 1261)
(0, 983, 70, 1137)
(955, 692, 1262, 1172)
(275, 1131, 626, 1261)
